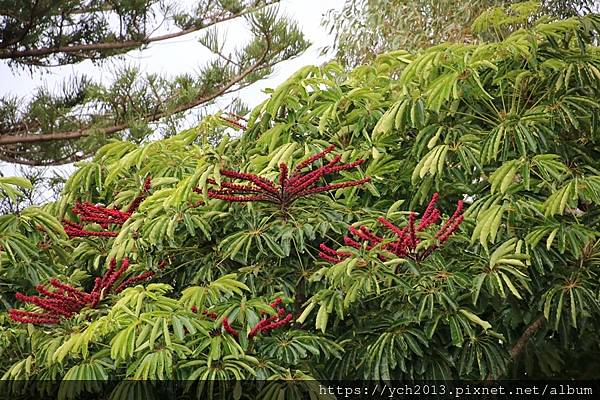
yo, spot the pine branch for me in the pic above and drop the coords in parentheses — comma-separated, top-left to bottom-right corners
(0, 1, 279, 61)
(0, 47, 270, 147)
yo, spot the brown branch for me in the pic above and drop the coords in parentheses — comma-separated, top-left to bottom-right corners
(0, 47, 271, 146)
(0, 1, 278, 60)
(483, 314, 546, 381)
(0, 153, 83, 166)
(509, 314, 546, 361)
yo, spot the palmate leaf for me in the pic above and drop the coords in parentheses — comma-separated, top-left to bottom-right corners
(296, 289, 344, 334)
(5, 2, 600, 386)
(443, 310, 499, 350)
(180, 274, 249, 310)
(543, 179, 577, 217)
(489, 159, 522, 195)
(530, 154, 569, 183)
(180, 354, 258, 399)
(526, 222, 596, 258)
(16, 207, 67, 241)
(130, 348, 173, 380)
(542, 275, 599, 331)
(0, 230, 38, 265)
(58, 360, 109, 400)
(0, 176, 32, 202)
(258, 330, 343, 365)
(470, 203, 506, 248)
(471, 238, 530, 304)
(364, 325, 429, 381)
(257, 369, 332, 400)
(457, 334, 508, 379)
(411, 144, 450, 183)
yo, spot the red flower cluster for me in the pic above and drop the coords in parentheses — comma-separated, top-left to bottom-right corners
(9, 258, 155, 325)
(190, 306, 219, 320)
(222, 317, 239, 337)
(247, 297, 293, 338)
(62, 177, 151, 238)
(194, 298, 293, 339)
(197, 144, 370, 210)
(126, 176, 152, 213)
(319, 194, 464, 263)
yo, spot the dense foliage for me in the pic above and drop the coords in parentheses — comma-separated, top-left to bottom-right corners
(324, 0, 596, 67)
(2, 2, 600, 397)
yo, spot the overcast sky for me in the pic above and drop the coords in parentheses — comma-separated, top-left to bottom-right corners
(0, 0, 345, 179)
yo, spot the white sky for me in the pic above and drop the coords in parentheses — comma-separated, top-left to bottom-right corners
(0, 0, 345, 179)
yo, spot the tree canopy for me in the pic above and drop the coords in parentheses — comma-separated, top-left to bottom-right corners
(323, 0, 597, 67)
(0, 0, 308, 166)
(1, 2, 600, 397)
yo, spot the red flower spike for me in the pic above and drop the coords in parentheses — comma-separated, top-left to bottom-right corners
(9, 309, 60, 325)
(100, 258, 117, 288)
(359, 226, 383, 244)
(222, 317, 239, 337)
(320, 195, 465, 264)
(34, 285, 85, 307)
(10, 257, 158, 325)
(63, 178, 151, 238)
(269, 297, 283, 310)
(291, 144, 336, 176)
(278, 163, 288, 188)
(408, 212, 417, 249)
(115, 271, 155, 293)
(435, 200, 464, 240)
(420, 193, 439, 224)
(319, 243, 338, 256)
(261, 313, 293, 333)
(319, 243, 352, 260)
(319, 252, 343, 263)
(206, 193, 269, 202)
(127, 176, 152, 213)
(343, 235, 363, 250)
(377, 217, 407, 239)
(248, 299, 293, 339)
(287, 154, 343, 195)
(200, 145, 369, 212)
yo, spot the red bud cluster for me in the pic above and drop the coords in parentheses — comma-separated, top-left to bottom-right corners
(248, 297, 293, 338)
(62, 177, 151, 238)
(197, 144, 370, 211)
(9, 257, 156, 325)
(319, 194, 464, 263)
(222, 317, 239, 337)
(126, 176, 152, 213)
(203, 310, 218, 319)
(207, 297, 293, 340)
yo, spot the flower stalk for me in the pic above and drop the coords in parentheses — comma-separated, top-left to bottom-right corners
(319, 194, 464, 263)
(62, 177, 151, 238)
(198, 145, 370, 212)
(9, 257, 156, 325)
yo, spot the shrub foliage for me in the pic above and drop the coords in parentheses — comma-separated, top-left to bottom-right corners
(2, 3, 600, 397)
